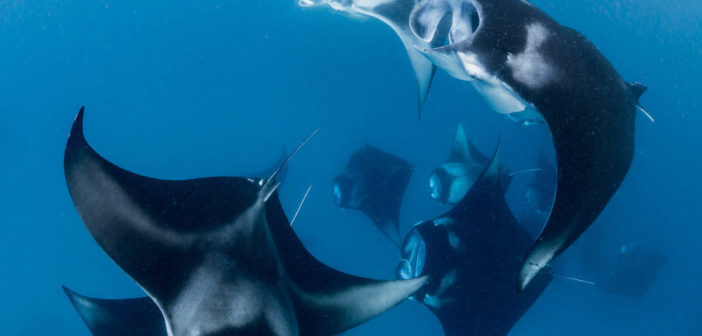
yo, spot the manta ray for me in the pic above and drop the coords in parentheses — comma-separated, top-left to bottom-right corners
(63, 108, 426, 336)
(604, 243, 667, 298)
(397, 142, 551, 335)
(332, 143, 413, 246)
(302, 0, 647, 291)
(428, 123, 489, 205)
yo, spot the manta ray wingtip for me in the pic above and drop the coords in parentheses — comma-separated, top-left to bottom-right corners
(61, 285, 87, 313)
(71, 107, 86, 137)
(517, 256, 548, 293)
(61, 285, 74, 298)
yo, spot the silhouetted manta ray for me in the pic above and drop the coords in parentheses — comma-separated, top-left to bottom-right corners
(303, 0, 647, 291)
(332, 143, 413, 246)
(605, 243, 666, 298)
(63, 108, 426, 336)
(397, 142, 551, 335)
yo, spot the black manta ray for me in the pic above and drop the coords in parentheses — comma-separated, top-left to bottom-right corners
(63, 108, 426, 336)
(304, 0, 647, 291)
(332, 143, 413, 246)
(397, 142, 552, 336)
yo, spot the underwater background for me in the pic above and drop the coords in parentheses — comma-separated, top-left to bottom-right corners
(1, 0, 700, 334)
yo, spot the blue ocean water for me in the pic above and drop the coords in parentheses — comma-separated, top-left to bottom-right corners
(1, 0, 700, 334)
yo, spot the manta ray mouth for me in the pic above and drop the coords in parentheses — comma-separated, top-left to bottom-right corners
(454, 1, 481, 43)
(410, 0, 481, 46)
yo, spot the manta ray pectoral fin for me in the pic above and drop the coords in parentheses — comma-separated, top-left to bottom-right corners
(482, 139, 502, 182)
(449, 123, 470, 162)
(405, 45, 436, 120)
(62, 286, 166, 336)
(263, 185, 424, 335)
(291, 276, 428, 335)
(518, 223, 574, 292)
(376, 220, 402, 248)
(448, 123, 489, 165)
(64, 108, 196, 299)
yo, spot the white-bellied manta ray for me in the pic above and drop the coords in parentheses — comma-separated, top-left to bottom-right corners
(302, 0, 647, 291)
(63, 108, 426, 336)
